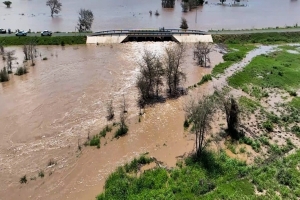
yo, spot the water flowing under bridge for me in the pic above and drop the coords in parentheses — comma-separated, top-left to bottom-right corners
(86, 29, 213, 44)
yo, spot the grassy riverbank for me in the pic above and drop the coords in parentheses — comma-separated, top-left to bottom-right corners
(212, 32, 300, 44)
(97, 150, 300, 199)
(0, 36, 86, 45)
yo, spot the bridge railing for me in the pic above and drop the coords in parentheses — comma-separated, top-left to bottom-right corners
(91, 29, 208, 36)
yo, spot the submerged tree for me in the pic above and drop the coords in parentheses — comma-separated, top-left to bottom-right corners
(220, 0, 226, 4)
(180, 18, 189, 29)
(164, 44, 186, 97)
(23, 39, 37, 66)
(136, 49, 164, 103)
(115, 98, 128, 137)
(3, 1, 12, 8)
(5, 50, 16, 73)
(185, 95, 215, 157)
(194, 42, 213, 67)
(0, 43, 4, 60)
(0, 67, 9, 82)
(106, 99, 114, 120)
(46, 0, 62, 17)
(77, 9, 94, 32)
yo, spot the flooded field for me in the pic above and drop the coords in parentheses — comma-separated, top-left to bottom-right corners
(0, 0, 299, 32)
(0, 42, 222, 200)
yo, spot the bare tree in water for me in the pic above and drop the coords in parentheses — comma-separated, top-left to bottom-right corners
(106, 99, 114, 120)
(46, 0, 62, 17)
(23, 39, 37, 66)
(5, 50, 16, 73)
(164, 44, 186, 97)
(194, 42, 213, 67)
(136, 49, 164, 103)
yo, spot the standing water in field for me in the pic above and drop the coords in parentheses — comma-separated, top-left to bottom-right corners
(0, 0, 299, 32)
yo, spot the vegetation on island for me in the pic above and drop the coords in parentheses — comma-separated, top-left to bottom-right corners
(212, 32, 300, 44)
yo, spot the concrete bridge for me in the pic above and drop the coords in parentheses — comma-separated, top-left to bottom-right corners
(86, 29, 213, 44)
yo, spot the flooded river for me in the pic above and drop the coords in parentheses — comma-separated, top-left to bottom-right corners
(0, 0, 299, 32)
(0, 42, 221, 200)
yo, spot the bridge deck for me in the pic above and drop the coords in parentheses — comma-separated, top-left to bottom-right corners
(87, 29, 213, 44)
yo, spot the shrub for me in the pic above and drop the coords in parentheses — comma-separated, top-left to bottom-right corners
(277, 169, 293, 186)
(239, 146, 246, 153)
(124, 155, 154, 173)
(267, 114, 279, 124)
(259, 136, 270, 146)
(184, 119, 190, 128)
(61, 41, 65, 46)
(263, 120, 274, 132)
(197, 74, 212, 85)
(48, 158, 57, 166)
(115, 126, 128, 138)
(14, 66, 28, 76)
(100, 129, 107, 138)
(20, 175, 27, 184)
(291, 125, 300, 136)
(90, 135, 100, 146)
(38, 170, 44, 178)
(289, 91, 297, 97)
(223, 51, 243, 62)
(105, 125, 112, 132)
(42, 57, 48, 60)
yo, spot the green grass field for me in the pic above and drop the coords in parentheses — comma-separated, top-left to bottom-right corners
(212, 32, 300, 44)
(228, 50, 300, 93)
(0, 36, 86, 45)
(97, 150, 300, 200)
(212, 44, 256, 77)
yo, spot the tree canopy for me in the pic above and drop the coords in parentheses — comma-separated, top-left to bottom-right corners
(77, 9, 94, 32)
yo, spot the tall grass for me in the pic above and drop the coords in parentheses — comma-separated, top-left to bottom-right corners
(228, 51, 300, 93)
(98, 150, 300, 199)
(213, 32, 300, 44)
(0, 36, 86, 46)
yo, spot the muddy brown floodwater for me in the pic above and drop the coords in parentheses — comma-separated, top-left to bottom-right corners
(0, 0, 299, 32)
(0, 42, 222, 200)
